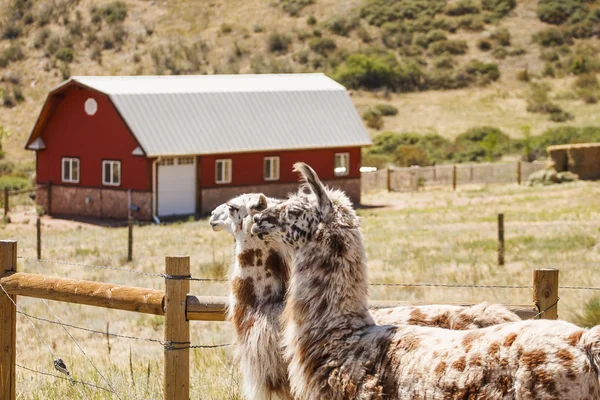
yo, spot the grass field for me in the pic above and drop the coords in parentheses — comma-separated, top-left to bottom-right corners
(3, 180, 600, 398)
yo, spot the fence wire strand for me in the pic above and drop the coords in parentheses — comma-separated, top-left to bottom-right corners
(17, 363, 114, 394)
(0, 283, 90, 399)
(40, 299, 122, 400)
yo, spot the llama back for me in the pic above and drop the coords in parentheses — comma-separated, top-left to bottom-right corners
(371, 302, 520, 329)
(582, 325, 600, 377)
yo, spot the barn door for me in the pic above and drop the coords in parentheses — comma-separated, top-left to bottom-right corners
(157, 157, 196, 217)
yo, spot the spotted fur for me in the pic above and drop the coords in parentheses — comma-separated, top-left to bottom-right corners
(252, 162, 600, 400)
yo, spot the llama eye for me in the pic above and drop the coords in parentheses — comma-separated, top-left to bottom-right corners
(227, 204, 239, 214)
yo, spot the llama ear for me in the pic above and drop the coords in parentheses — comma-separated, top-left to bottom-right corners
(251, 194, 268, 212)
(293, 162, 332, 217)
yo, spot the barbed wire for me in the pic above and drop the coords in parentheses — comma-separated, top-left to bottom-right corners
(0, 284, 90, 399)
(17, 363, 114, 394)
(40, 299, 123, 400)
(532, 297, 560, 320)
(368, 282, 532, 289)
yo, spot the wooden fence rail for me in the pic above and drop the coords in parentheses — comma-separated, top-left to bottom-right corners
(0, 239, 559, 400)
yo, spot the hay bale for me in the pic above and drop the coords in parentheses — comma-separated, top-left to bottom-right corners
(547, 143, 600, 180)
(527, 168, 579, 186)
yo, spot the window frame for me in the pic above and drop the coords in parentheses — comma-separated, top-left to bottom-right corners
(334, 152, 350, 177)
(263, 156, 280, 181)
(102, 160, 121, 186)
(61, 157, 80, 183)
(215, 159, 232, 184)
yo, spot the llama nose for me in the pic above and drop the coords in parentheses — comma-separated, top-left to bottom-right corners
(253, 214, 260, 223)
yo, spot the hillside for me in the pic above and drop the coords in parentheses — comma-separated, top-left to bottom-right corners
(1, 0, 600, 171)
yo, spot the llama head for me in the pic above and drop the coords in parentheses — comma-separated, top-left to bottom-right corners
(209, 193, 274, 235)
(252, 163, 356, 247)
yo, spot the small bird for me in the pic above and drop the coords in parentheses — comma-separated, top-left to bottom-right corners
(54, 358, 74, 382)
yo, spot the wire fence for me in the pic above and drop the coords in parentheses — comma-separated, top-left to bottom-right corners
(361, 161, 546, 193)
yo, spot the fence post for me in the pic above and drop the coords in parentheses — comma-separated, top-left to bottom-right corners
(37, 217, 41, 260)
(4, 188, 8, 217)
(498, 213, 504, 266)
(452, 164, 457, 191)
(517, 160, 522, 185)
(533, 269, 559, 320)
(164, 256, 190, 400)
(386, 167, 392, 192)
(0, 240, 17, 400)
(127, 217, 133, 262)
(470, 164, 474, 182)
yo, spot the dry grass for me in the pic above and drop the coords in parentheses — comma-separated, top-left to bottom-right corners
(1, 180, 598, 398)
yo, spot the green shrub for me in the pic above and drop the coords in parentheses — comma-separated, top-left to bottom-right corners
(332, 51, 425, 92)
(509, 46, 526, 56)
(534, 27, 571, 47)
(364, 112, 384, 129)
(490, 27, 511, 46)
(531, 126, 600, 154)
(253, 24, 263, 33)
(0, 175, 30, 190)
(55, 47, 74, 63)
(481, 0, 516, 17)
(517, 69, 530, 82)
(394, 145, 429, 166)
(461, 60, 500, 85)
(543, 63, 556, 77)
(0, 45, 24, 67)
(2, 91, 15, 108)
(573, 74, 599, 103)
(434, 56, 454, 69)
(537, 0, 585, 25)
(454, 126, 512, 161)
(358, 26, 372, 43)
(550, 110, 574, 122)
(2, 22, 22, 40)
(101, 1, 127, 24)
(360, 0, 446, 27)
(220, 23, 233, 34)
(526, 82, 559, 113)
(375, 103, 398, 116)
(381, 22, 411, 49)
(361, 150, 393, 168)
(566, 44, 600, 75)
(295, 49, 310, 64)
(267, 32, 292, 53)
(326, 15, 359, 36)
(457, 15, 485, 31)
(492, 47, 507, 59)
(445, 0, 480, 16)
(306, 15, 317, 25)
(429, 39, 468, 55)
(37, 3, 53, 26)
(478, 39, 492, 51)
(281, 0, 313, 16)
(308, 37, 336, 55)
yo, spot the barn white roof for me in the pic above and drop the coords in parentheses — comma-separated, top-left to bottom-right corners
(63, 74, 372, 157)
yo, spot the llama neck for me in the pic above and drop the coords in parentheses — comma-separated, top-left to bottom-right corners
(230, 229, 289, 336)
(286, 226, 372, 333)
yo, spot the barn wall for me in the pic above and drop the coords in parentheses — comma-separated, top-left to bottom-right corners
(38, 185, 152, 220)
(199, 147, 362, 187)
(199, 178, 361, 215)
(36, 87, 151, 190)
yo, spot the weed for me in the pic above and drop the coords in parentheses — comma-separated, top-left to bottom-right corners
(478, 39, 492, 51)
(575, 298, 600, 328)
(429, 39, 468, 55)
(445, 0, 480, 16)
(490, 27, 511, 46)
(220, 23, 233, 34)
(281, 0, 313, 16)
(267, 32, 292, 53)
(55, 47, 74, 63)
(308, 37, 336, 55)
(306, 15, 317, 26)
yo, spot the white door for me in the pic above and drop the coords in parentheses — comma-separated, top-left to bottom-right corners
(158, 157, 196, 216)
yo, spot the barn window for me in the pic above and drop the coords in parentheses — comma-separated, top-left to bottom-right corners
(264, 156, 280, 181)
(178, 157, 194, 165)
(102, 160, 121, 186)
(84, 98, 98, 116)
(215, 159, 232, 184)
(158, 158, 174, 166)
(334, 153, 349, 176)
(62, 158, 80, 183)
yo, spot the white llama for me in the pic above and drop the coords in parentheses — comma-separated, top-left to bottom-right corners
(252, 162, 600, 400)
(211, 192, 519, 400)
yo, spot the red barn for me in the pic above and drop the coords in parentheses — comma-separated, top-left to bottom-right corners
(26, 74, 371, 221)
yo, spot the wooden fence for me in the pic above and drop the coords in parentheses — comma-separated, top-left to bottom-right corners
(361, 161, 546, 193)
(0, 239, 560, 399)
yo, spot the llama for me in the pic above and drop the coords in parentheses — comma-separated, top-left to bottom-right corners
(211, 193, 519, 399)
(210, 193, 293, 399)
(252, 162, 600, 400)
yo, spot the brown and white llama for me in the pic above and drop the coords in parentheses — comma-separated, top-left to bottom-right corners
(210, 193, 293, 399)
(252, 162, 600, 400)
(211, 193, 520, 399)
